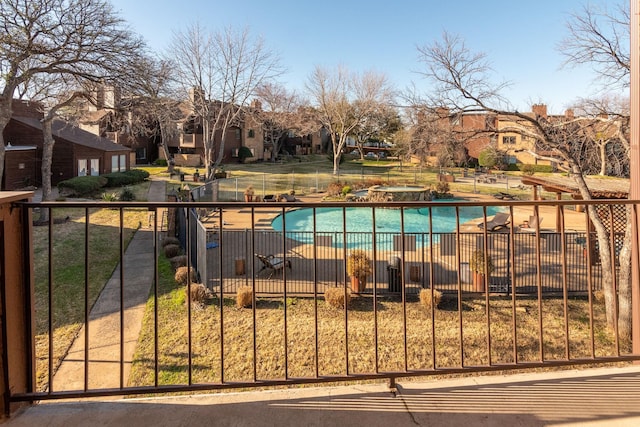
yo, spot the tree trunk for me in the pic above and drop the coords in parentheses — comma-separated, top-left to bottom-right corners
(587, 204, 617, 328)
(573, 170, 620, 330)
(599, 142, 607, 175)
(333, 153, 340, 175)
(0, 108, 11, 188)
(40, 118, 55, 222)
(617, 206, 633, 342)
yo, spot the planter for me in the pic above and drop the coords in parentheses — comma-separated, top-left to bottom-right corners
(473, 272, 486, 292)
(350, 276, 366, 293)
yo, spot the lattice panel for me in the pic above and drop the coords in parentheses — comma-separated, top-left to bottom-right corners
(594, 204, 627, 234)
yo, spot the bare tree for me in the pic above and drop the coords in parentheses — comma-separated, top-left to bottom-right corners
(168, 24, 282, 179)
(352, 105, 401, 160)
(0, 0, 145, 187)
(417, 31, 629, 336)
(569, 96, 630, 176)
(252, 83, 319, 161)
(306, 65, 394, 174)
(560, 2, 630, 88)
(118, 57, 184, 164)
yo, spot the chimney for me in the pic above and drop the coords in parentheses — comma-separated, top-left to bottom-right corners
(189, 87, 205, 106)
(531, 104, 548, 118)
(250, 99, 262, 111)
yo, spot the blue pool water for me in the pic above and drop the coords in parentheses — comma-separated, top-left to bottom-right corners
(271, 205, 503, 249)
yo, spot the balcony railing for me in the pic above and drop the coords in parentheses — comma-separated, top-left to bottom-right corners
(4, 197, 640, 406)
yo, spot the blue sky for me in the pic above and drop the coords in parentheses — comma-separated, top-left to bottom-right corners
(110, 0, 622, 114)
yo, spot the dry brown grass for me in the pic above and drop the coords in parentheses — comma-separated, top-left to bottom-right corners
(324, 287, 351, 309)
(188, 283, 209, 307)
(236, 286, 254, 308)
(175, 266, 197, 285)
(129, 274, 624, 388)
(419, 288, 442, 310)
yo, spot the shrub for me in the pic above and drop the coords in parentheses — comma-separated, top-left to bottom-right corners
(470, 250, 494, 275)
(236, 286, 254, 308)
(435, 181, 450, 194)
(154, 158, 168, 167)
(188, 283, 209, 306)
(162, 237, 181, 248)
(101, 192, 118, 201)
(347, 250, 372, 281)
(341, 185, 352, 196)
(524, 164, 554, 174)
(521, 164, 536, 176)
(419, 288, 443, 310)
(175, 266, 197, 285)
(57, 176, 108, 197)
(119, 187, 135, 201)
(238, 146, 254, 163)
(327, 181, 344, 197)
(169, 255, 188, 270)
(164, 244, 181, 258)
(103, 169, 150, 187)
(593, 290, 605, 303)
(324, 287, 351, 309)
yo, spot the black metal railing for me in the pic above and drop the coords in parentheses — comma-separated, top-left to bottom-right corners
(8, 198, 640, 403)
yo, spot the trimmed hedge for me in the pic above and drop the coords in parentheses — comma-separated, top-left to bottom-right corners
(103, 169, 150, 187)
(519, 164, 554, 174)
(57, 176, 108, 197)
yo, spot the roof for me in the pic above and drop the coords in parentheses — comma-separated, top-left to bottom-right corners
(520, 175, 629, 199)
(12, 116, 130, 153)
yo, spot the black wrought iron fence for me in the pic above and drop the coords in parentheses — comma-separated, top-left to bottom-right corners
(10, 197, 637, 405)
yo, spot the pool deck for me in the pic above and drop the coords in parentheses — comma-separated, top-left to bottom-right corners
(210, 191, 587, 233)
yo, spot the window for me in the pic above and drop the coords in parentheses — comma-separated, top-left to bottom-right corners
(90, 159, 99, 176)
(502, 136, 516, 145)
(235, 128, 241, 140)
(78, 159, 87, 176)
(248, 129, 255, 138)
(119, 154, 126, 171)
(111, 155, 119, 172)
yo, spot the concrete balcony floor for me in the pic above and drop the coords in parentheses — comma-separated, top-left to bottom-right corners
(5, 366, 640, 427)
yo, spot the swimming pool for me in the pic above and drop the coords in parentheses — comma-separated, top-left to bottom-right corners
(270, 205, 503, 249)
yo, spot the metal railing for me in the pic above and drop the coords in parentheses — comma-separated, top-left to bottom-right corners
(8, 197, 640, 403)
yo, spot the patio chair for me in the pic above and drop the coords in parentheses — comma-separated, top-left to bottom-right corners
(477, 212, 511, 231)
(520, 215, 543, 232)
(278, 193, 297, 202)
(255, 253, 292, 279)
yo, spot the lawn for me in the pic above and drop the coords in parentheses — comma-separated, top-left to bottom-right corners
(32, 199, 148, 390)
(128, 255, 621, 387)
(139, 156, 535, 201)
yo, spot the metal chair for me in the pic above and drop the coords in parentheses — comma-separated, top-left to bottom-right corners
(255, 253, 292, 278)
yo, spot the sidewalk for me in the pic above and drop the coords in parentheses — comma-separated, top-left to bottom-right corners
(51, 180, 166, 391)
(8, 365, 640, 426)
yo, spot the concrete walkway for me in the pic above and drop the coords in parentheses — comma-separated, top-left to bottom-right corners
(51, 180, 166, 391)
(9, 365, 640, 426)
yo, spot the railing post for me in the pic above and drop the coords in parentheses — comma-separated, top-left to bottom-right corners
(630, 0, 640, 356)
(0, 192, 35, 416)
